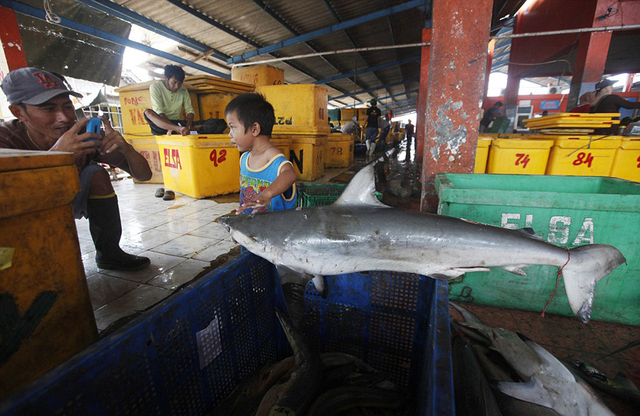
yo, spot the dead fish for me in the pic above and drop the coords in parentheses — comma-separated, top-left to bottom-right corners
(569, 359, 640, 407)
(220, 164, 626, 323)
(307, 386, 405, 416)
(259, 309, 322, 416)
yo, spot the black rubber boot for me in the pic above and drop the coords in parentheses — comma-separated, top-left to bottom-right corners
(88, 196, 150, 271)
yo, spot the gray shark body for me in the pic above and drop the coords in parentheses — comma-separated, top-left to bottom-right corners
(219, 165, 625, 323)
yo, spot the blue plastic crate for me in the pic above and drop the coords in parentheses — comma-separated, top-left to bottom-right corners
(0, 253, 454, 416)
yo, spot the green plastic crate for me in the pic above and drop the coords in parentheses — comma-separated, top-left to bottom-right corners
(296, 183, 382, 208)
(435, 173, 640, 325)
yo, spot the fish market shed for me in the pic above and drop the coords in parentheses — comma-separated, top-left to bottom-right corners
(0, 0, 639, 415)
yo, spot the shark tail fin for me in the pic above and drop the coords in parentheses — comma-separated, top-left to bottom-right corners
(562, 244, 626, 323)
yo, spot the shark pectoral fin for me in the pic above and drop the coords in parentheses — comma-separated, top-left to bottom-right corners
(311, 275, 326, 298)
(502, 266, 528, 276)
(496, 377, 553, 409)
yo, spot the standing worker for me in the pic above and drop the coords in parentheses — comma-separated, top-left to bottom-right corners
(363, 99, 381, 157)
(0, 68, 152, 271)
(479, 101, 502, 133)
(405, 119, 414, 152)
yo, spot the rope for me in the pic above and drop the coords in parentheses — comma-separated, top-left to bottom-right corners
(44, 0, 61, 24)
(540, 248, 571, 318)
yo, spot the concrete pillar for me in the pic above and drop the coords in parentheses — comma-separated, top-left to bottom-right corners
(420, 0, 493, 213)
(416, 28, 431, 161)
(504, 64, 520, 131)
(0, 6, 28, 73)
(566, 31, 612, 110)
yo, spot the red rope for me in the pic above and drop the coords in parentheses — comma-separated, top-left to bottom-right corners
(540, 249, 571, 319)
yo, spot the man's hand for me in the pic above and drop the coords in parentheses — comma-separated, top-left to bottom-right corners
(49, 117, 101, 162)
(99, 116, 134, 156)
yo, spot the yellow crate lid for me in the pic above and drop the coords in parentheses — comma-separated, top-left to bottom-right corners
(554, 138, 622, 149)
(528, 134, 620, 140)
(328, 133, 354, 142)
(155, 134, 235, 149)
(523, 113, 621, 123)
(620, 139, 640, 150)
(492, 139, 554, 149)
(477, 137, 492, 147)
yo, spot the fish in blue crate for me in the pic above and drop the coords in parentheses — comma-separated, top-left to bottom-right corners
(219, 164, 625, 324)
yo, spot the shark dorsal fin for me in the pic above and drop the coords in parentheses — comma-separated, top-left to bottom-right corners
(335, 164, 388, 207)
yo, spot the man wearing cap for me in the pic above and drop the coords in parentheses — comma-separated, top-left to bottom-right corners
(363, 99, 381, 156)
(590, 78, 640, 133)
(0, 67, 152, 271)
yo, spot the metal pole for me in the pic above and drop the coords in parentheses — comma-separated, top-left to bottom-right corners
(492, 24, 640, 40)
(232, 43, 429, 67)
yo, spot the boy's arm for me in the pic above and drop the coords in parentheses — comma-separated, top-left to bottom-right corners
(182, 89, 196, 131)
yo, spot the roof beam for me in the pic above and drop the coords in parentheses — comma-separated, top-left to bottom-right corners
(229, 0, 426, 64)
(314, 56, 420, 85)
(2, 0, 230, 78)
(76, 0, 229, 61)
(337, 89, 419, 108)
(329, 79, 418, 101)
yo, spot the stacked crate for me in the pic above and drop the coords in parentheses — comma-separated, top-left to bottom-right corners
(257, 84, 330, 181)
(231, 64, 284, 87)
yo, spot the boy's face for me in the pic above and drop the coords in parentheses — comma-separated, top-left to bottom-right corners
(164, 76, 183, 92)
(227, 110, 257, 152)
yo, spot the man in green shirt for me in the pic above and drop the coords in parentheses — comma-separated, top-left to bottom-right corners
(144, 65, 195, 136)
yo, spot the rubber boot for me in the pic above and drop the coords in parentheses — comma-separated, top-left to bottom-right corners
(88, 196, 150, 271)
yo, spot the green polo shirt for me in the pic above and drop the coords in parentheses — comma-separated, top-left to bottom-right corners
(149, 82, 195, 120)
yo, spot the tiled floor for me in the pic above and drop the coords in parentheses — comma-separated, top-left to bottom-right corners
(451, 303, 640, 416)
(78, 167, 351, 333)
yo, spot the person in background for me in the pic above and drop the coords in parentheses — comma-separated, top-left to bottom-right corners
(144, 65, 197, 136)
(569, 91, 596, 113)
(341, 116, 361, 139)
(376, 116, 391, 152)
(405, 119, 414, 151)
(541, 110, 549, 117)
(590, 78, 640, 134)
(363, 99, 381, 156)
(328, 116, 335, 129)
(225, 93, 297, 214)
(0, 67, 151, 271)
(479, 101, 502, 133)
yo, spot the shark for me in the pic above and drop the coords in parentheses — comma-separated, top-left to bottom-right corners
(451, 303, 616, 416)
(219, 164, 625, 323)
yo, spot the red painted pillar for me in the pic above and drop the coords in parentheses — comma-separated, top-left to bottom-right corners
(566, 31, 612, 109)
(416, 28, 431, 161)
(0, 6, 28, 74)
(624, 73, 634, 93)
(420, 0, 493, 213)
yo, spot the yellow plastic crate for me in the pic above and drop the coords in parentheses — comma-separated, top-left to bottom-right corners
(231, 65, 284, 87)
(198, 92, 239, 120)
(124, 134, 164, 184)
(116, 82, 200, 135)
(325, 133, 354, 168)
(487, 139, 553, 174)
(155, 135, 240, 198)
(609, 139, 640, 182)
(269, 135, 292, 160)
(256, 84, 330, 134)
(546, 137, 622, 176)
(474, 137, 492, 173)
(289, 135, 327, 181)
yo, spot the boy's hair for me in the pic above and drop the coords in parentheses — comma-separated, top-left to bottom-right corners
(225, 93, 276, 137)
(164, 65, 185, 82)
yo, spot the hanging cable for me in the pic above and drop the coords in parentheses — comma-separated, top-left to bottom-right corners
(44, 0, 61, 24)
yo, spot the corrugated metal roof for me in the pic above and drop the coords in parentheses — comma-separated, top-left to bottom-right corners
(97, 0, 523, 113)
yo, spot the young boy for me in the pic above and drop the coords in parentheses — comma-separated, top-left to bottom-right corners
(225, 93, 297, 214)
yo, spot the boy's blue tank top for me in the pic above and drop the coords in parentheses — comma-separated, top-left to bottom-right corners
(239, 151, 297, 214)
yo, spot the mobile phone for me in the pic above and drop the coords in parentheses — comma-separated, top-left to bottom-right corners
(86, 117, 102, 141)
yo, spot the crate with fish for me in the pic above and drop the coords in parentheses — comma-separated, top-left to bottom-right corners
(296, 183, 383, 208)
(0, 252, 453, 416)
(436, 173, 640, 325)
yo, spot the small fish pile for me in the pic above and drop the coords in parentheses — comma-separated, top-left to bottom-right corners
(211, 310, 409, 416)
